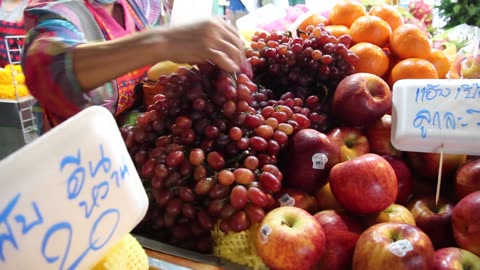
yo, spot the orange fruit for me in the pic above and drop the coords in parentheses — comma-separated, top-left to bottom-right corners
(349, 42, 390, 77)
(329, 0, 367, 28)
(389, 24, 431, 60)
(368, 3, 404, 31)
(391, 58, 438, 85)
(324, 25, 350, 38)
(349, 15, 392, 47)
(298, 13, 329, 32)
(426, 49, 452, 78)
(297, 14, 329, 39)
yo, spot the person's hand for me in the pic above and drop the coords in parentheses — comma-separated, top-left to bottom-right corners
(153, 18, 246, 73)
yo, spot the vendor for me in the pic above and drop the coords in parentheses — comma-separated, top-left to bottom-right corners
(21, 0, 245, 134)
(0, 0, 29, 67)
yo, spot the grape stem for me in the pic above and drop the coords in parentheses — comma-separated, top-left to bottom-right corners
(225, 150, 250, 167)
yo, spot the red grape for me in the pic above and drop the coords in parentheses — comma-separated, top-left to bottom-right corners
(209, 183, 230, 199)
(178, 186, 196, 202)
(175, 116, 192, 129)
(194, 178, 215, 195)
(182, 203, 197, 220)
(140, 158, 155, 178)
(247, 187, 268, 207)
(166, 150, 185, 168)
(259, 171, 281, 192)
(230, 185, 248, 209)
(207, 151, 225, 170)
(262, 164, 283, 182)
(166, 198, 183, 216)
(243, 155, 259, 170)
(255, 124, 274, 139)
(233, 168, 255, 185)
(227, 210, 250, 232)
(228, 127, 243, 141)
(217, 169, 235, 185)
(197, 210, 214, 231)
(245, 204, 265, 224)
(189, 148, 205, 166)
(207, 198, 227, 217)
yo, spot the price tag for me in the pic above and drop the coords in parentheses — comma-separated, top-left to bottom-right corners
(0, 106, 148, 270)
(391, 79, 480, 155)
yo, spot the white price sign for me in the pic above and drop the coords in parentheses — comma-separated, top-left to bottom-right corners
(391, 79, 480, 155)
(0, 106, 148, 270)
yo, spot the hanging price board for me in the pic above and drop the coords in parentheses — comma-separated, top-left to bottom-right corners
(0, 106, 148, 270)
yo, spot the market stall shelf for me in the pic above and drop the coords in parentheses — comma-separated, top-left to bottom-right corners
(0, 35, 38, 159)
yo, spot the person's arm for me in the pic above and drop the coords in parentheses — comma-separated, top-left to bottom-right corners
(73, 18, 245, 91)
(22, 16, 245, 122)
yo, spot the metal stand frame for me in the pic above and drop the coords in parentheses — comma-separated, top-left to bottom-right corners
(4, 35, 38, 144)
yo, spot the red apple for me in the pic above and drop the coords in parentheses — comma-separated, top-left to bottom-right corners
(353, 222, 435, 270)
(313, 209, 364, 234)
(315, 182, 343, 210)
(273, 187, 320, 214)
(406, 151, 467, 182)
(407, 195, 456, 249)
(383, 154, 414, 205)
(366, 114, 403, 157)
(364, 203, 416, 227)
(452, 191, 480, 256)
(455, 158, 480, 201)
(331, 72, 392, 127)
(433, 247, 480, 270)
(282, 129, 341, 193)
(314, 210, 364, 270)
(326, 126, 370, 162)
(329, 153, 398, 215)
(254, 206, 326, 270)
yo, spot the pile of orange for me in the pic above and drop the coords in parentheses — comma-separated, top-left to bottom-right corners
(295, 0, 452, 87)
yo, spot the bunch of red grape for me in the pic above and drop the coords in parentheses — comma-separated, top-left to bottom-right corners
(124, 60, 338, 252)
(246, 24, 359, 99)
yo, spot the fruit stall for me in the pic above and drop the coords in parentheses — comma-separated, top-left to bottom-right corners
(125, 0, 480, 269)
(1, 0, 480, 269)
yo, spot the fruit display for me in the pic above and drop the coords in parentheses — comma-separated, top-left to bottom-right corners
(0, 64, 30, 100)
(123, 1, 480, 269)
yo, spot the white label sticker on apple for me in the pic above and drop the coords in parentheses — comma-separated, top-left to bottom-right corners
(278, 194, 295, 206)
(389, 239, 413, 257)
(312, 153, 328, 169)
(260, 224, 272, 244)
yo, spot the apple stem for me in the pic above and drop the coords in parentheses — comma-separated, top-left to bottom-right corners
(435, 144, 444, 206)
(281, 220, 292, 227)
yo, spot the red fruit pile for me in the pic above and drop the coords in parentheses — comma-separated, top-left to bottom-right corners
(123, 60, 339, 252)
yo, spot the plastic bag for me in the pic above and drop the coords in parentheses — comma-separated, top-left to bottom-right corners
(447, 24, 480, 79)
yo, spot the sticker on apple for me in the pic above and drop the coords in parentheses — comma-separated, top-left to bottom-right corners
(312, 153, 328, 169)
(260, 223, 272, 244)
(278, 193, 295, 206)
(389, 239, 413, 257)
